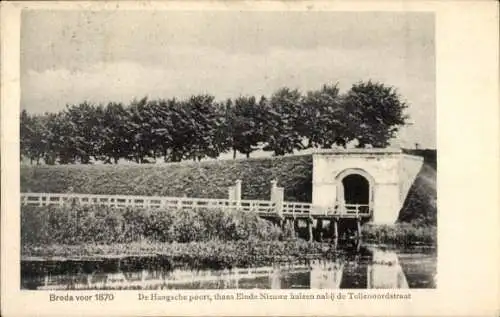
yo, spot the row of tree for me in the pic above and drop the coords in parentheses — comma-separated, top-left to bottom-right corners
(20, 81, 408, 165)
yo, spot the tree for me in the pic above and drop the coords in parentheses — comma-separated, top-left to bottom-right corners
(19, 80, 410, 165)
(298, 84, 352, 148)
(150, 99, 175, 163)
(182, 94, 222, 161)
(225, 96, 266, 159)
(127, 97, 156, 163)
(212, 100, 232, 158)
(20, 110, 49, 164)
(342, 81, 408, 148)
(263, 87, 304, 156)
(98, 102, 133, 164)
(64, 102, 102, 164)
(20, 110, 31, 161)
(44, 112, 74, 164)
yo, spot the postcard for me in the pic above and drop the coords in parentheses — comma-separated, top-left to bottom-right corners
(1, 1, 499, 316)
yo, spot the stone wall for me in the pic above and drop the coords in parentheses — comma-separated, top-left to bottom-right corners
(399, 154, 425, 205)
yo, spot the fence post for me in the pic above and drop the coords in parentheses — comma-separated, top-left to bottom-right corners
(270, 179, 277, 193)
(270, 180, 284, 217)
(270, 179, 277, 202)
(235, 180, 242, 209)
(228, 186, 235, 201)
(275, 188, 284, 216)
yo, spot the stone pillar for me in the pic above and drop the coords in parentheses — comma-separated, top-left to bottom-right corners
(270, 179, 277, 193)
(229, 180, 241, 209)
(228, 186, 236, 201)
(275, 188, 284, 216)
(235, 180, 242, 202)
(270, 180, 284, 216)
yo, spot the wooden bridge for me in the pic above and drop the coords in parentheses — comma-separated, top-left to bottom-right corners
(20, 192, 371, 219)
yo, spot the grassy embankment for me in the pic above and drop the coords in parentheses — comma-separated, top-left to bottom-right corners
(21, 152, 437, 261)
(363, 163, 437, 245)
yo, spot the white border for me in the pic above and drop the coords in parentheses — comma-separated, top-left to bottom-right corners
(2, 1, 499, 316)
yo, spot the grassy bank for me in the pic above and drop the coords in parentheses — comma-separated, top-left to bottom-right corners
(362, 222, 436, 246)
(398, 164, 437, 226)
(21, 155, 313, 202)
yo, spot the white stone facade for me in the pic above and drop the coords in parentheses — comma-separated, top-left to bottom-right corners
(312, 149, 423, 224)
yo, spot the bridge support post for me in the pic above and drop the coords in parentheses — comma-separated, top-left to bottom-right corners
(287, 218, 294, 236)
(269, 217, 281, 228)
(283, 217, 294, 238)
(293, 218, 299, 238)
(329, 217, 338, 244)
(356, 217, 362, 239)
(316, 219, 323, 242)
(235, 180, 242, 209)
(307, 218, 314, 242)
(279, 217, 286, 230)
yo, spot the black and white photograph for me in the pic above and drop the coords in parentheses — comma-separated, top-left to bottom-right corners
(18, 9, 439, 291)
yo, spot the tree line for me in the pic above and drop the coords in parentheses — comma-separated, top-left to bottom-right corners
(20, 81, 408, 165)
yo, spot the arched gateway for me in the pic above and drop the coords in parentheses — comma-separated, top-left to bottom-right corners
(335, 168, 374, 217)
(311, 148, 423, 224)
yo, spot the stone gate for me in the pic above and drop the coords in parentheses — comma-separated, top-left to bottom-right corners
(311, 148, 423, 224)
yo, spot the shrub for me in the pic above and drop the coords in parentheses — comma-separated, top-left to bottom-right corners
(362, 222, 436, 246)
(21, 205, 284, 246)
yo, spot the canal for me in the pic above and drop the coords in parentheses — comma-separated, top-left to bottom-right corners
(21, 245, 436, 290)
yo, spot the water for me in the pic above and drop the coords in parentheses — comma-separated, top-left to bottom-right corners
(21, 246, 436, 290)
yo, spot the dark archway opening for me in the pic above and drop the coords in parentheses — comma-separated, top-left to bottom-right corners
(342, 174, 369, 205)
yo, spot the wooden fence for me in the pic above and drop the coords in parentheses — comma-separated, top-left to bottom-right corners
(20, 193, 371, 218)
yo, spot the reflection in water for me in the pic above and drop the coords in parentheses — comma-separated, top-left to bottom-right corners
(367, 249, 408, 289)
(309, 259, 344, 289)
(21, 246, 436, 290)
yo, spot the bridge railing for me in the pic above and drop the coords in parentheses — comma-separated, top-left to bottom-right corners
(342, 204, 371, 217)
(20, 193, 371, 217)
(282, 202, 312, 216)
(21, 192, 289, 214)
(318, 203, 371, 218)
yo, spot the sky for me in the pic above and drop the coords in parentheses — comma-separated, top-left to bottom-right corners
(21, 10, 435, 149)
